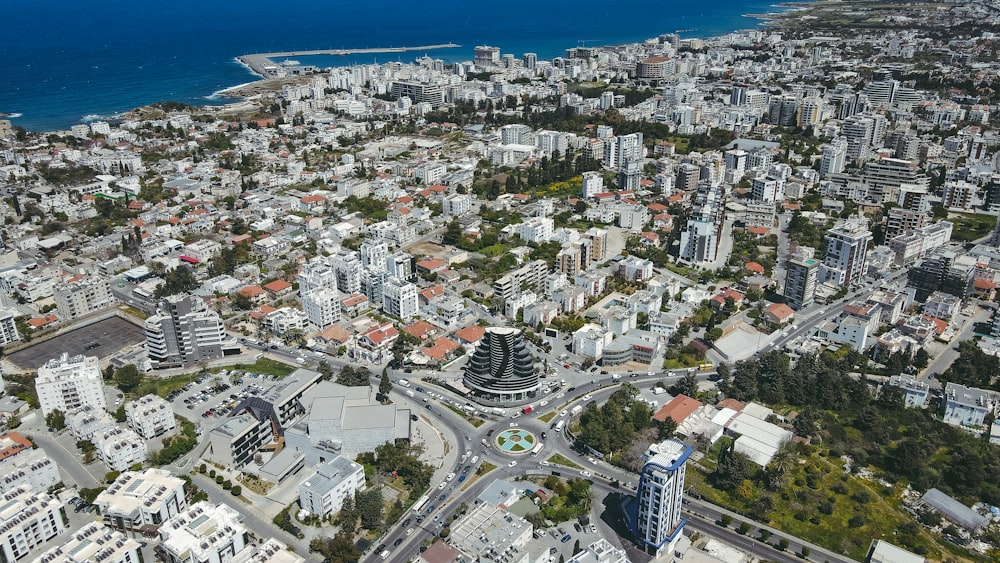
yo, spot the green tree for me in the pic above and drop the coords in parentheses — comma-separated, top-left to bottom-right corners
(45, 409, 66, 431)
(5, 415, 20, 429)
(356, 488, 384, 530)
(379, 374, 392, 397)
(114, 364, 143, 393)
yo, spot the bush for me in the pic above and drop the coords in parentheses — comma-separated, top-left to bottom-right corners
(215, 475, 224, 484)
(222, 480, 232, 490)
(198, 464, 207, 474)
(231, 486, 242, 496)
(104, 470, 121, 483)
(848, 515, 865, 528)
(209, 470, 216, 478)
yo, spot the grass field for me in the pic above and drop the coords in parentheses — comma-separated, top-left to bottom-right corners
(948, 211, 995, 242)
(538, 412, 556, 423)
(547, 453, 582, 469)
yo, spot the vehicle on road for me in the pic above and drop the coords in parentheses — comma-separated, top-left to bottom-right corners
(561, 535, 572, 543)
(508, 461, 517, 467)
(580, 470, 592, 477)
(457, 475, 466, 482)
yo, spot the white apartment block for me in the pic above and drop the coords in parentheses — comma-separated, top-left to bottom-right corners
(518, 217, 554, 243)
(159, 502, 251, 563)
(298, 456, 366, 518)
(442, 194, 472, 216)
(67, 406, 116, 441)
(53, 275, 114, 320)
(182, 239, 222, 262)
(94, 427, 149, 472)
(581, 171, 604, 198)
(35, 354, 106, 417)
(382, 278, 418, 320)
(0, 485, 69, 562)
(32, 522, 141, 563)
(301, 287, 341, 329)
(414, 163, 446, 185)
(0, 450, 60, 495)
(229, 539, 304, 563)
(96, 469, 187, 538)
(125, 394, 177, 439)
(265, 307, 310, 336)
(0, 308, 20, 347)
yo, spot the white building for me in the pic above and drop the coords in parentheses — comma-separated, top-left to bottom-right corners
(581, 171, 604, 198)
(0, 450, 60, 495)
(942, 382, 992, 428)
(35, 354, 106, 417)
(0, 486, 69, 562)
(66, 406, 116, 441)
(159, 502, 250, 563)
(96, 469, 188, 538)
(442, 194, 473, 217)
(125, 394, 176, 439)
(627, 440, 691, 558)
(301, 287, 342, 329)
(382, 278, 418, 320)
(54, 275, 114, 320)
(298, 456, 366, 518)
(0, 308, 20, 347)
(518, 217, 554, 243)
(568, 539, 630, 563)
(93, 427, 149, 472)
(145, 294, 238, 368)
(572, 323, 613, 360)
(230, 539, 304, 563)
(449, 504, 533, 561)
(32, 522, 141, 563)
(820, 217, 872, 287)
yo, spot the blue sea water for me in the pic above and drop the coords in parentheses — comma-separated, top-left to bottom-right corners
(2, 0, 792, 132)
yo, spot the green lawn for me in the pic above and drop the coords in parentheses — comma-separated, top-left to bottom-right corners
(538, 412, 556, 423)
(546, 453, 582, 469)
(948, 211, 995, 242)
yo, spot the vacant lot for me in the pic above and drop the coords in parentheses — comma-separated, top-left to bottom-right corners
(8, 317, 145, 369)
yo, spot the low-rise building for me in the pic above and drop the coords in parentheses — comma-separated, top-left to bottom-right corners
(0, 485, 69, 562)
(125, 394, 176, 439)
(158, 502, 251, 563)
(298, 456, 366, 518)
(32, 522, 141, 563)
(67, 406, 116, 441)
(885, 375, 930, 409)
(449, 504, 532, 562)
(0, 450, 60, 495)
(942, 382, 992, 428)
(93, 427, 149, 472)
(95, 468, 187, 538)
(229, 539, 304, 563)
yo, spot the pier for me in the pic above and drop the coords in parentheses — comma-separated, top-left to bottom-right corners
(238, 43, 460, 77)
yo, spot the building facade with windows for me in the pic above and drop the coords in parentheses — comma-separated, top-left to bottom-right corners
(35, 354, 106, 417)
(625, 439, 692, 558)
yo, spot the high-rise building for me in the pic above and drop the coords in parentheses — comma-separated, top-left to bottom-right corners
(474, 46, 501, 68)
(463, 327, 539, 405)
(35, 354, 106, 417)
(381, 278, 418, 320)
(359, 239, 389, 273)
(125, 394, 177, 439)
(625, 439, 692, 558)
(679, 184, 725, 264)
(301, 287, 342, 329)
(581, 171, 604, 198)
(784, 257, 819, 310)
(0, 307, 19, 347)
(819, 137, 848, 176)
(330, 250, 363, 295)
(522, 53, 537, 70)
(144, 294, 238, 369)
(821, 217, 872, 287)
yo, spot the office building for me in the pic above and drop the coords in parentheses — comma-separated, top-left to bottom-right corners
(95, 469, 187, 538)
(35, 354, 106, 417)
(820, 217, 872, 287)
(784, 257, 819, 310)
(125, 394, 176, 439)
(298, 456, 366, 518)
(144, 294, 239, 369)
(32, 522, 141, 563)
(463, 327, 539, 406)
(158, 502, 250, 563)
(625, 439, 692, 558)
(0, 486, 69, 562)
(449, 504, 533, 561)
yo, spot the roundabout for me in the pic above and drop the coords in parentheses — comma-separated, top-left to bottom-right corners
(494, 428, 536, 454)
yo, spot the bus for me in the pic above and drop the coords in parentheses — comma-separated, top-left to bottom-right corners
(530, 443, 545, 457)
(553, 419, 566, 433)
(412, 494, 430, 514)
(698, 362, 714, 371)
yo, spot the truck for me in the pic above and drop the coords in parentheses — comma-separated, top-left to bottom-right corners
(530, 443, 545, 456)
(492, 407, 506, 417)
(652, 386, 667, 395)
(398, 379, 411, 388)
(612, 374, 621, 381)
(570, 405, 583, 416)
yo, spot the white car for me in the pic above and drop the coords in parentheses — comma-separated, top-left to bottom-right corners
(539, 460, 550, 466)
(508, 461, 518, 468)
(438, 482, 446, 490)
(560, 410, 568, 417)
(580, 470, 592, 477)
(509, 422, 519, 427)
(582, 394, 593, 401)
(539, 400, 548, 407)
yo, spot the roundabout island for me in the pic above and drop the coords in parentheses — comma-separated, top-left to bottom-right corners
(494, 428, 537, 454)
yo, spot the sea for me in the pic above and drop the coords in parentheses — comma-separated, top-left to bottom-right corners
(2, 0, 795, 132)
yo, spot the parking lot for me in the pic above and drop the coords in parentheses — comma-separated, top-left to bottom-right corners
(163, 370, 284, 429)
(8, 316, 145, 369)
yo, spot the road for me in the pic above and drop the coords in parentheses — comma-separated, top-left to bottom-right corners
(920, 300, 994, 381)
(28, 428, 101, 489)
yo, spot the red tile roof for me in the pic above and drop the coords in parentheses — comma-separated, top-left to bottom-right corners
(652, 395, 702, 424)
(263, 279, 292, 293)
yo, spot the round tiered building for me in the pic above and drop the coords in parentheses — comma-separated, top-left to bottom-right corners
(463, 327, 539, 406)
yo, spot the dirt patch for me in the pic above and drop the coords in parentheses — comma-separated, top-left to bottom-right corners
(406, 241, 449, 259)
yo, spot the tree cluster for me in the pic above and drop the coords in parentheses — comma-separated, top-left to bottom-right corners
(356, 441, 435, 499)
(577, 383, 656, 457)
